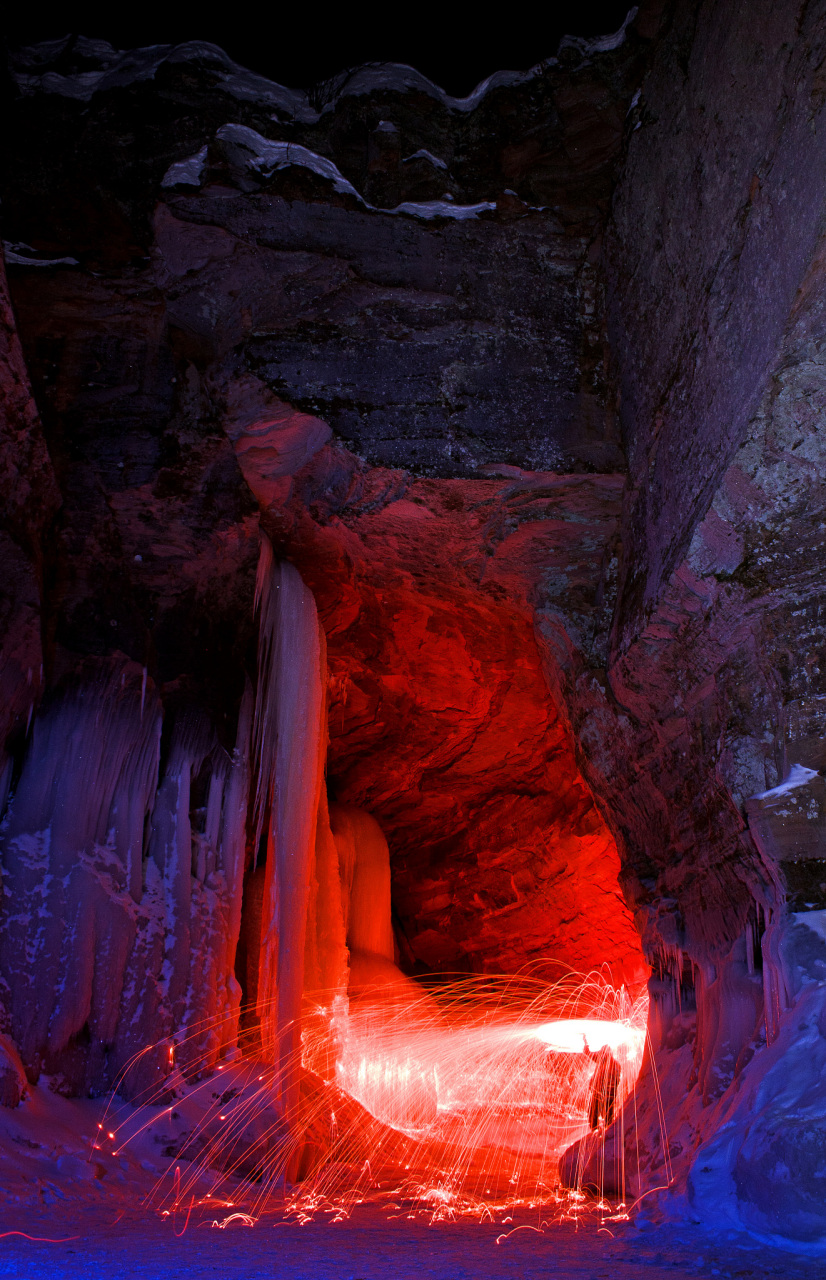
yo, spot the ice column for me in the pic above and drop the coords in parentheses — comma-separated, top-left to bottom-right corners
(252, 538, 327, 1117)
(330, 801, 425, 999)
(331, 803, 395, 962)
(304, 788, 349, 1000)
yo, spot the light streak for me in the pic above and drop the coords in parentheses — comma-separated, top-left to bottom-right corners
(0, 1232, 81, 1243)
(93, 970, 659, 1226)
(529, 1018, 644, 1055)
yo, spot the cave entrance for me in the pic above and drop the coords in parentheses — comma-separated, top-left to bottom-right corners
(235, 528, 649, 1015)
(225, 540, 649, 1208)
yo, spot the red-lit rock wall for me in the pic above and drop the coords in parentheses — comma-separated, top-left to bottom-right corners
(266, 463, 644, 985)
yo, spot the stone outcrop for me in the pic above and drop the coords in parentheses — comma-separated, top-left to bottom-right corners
(541, 0, 826, 1243)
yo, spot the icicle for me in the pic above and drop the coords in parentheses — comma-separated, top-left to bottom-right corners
(759, 906, 790, 1044)
(115, 705, 249, 1089)
(0, 647, 257, 1096)
(217, 681, 253, 1054)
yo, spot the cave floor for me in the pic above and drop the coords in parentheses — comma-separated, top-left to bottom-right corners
(0, 1203, 820, 1279)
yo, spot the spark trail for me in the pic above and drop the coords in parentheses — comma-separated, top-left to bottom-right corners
(99, 972, 650, 1222)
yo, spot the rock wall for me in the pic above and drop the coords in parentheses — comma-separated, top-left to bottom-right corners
(537, 0, 826, 1244)
(7, 2, 826, 1243)
(608, 0, 826, 631)
(0, 17, 657, 1100)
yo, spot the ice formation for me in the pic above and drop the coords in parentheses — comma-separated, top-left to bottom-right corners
(0, 514, 342, 1110)
(251, 540, 328, 1121)
(0, 660, 250, 1094)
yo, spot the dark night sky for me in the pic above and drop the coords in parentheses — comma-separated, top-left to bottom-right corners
(5, 3, 637, 96)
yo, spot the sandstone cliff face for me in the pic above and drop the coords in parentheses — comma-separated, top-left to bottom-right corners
(543, 0, 826, 1240)
(3, 1, 826, 1243)
(0, 16, 657, 1096)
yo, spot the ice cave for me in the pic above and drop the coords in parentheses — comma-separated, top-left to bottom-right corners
(2, 2, 826, 1276)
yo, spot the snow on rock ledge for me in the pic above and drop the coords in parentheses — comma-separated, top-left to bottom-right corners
(389, 199, 496, 221)
(161, 146, 208, 190)
(753, 763, 821, 801)
(214, 125, 365, 202)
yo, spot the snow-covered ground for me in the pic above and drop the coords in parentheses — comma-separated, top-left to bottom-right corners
(0, 1197, 818, 1279)
(0, 1079, 819, 1279)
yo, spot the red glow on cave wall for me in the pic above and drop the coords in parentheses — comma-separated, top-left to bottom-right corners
(265, 459, 647, 990)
